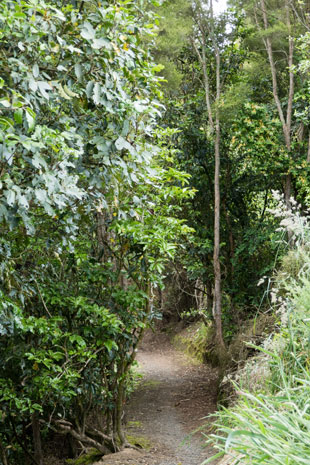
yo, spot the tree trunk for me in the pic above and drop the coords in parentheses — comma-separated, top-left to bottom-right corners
(32, 412, 43, 465)
(212, 0, 225, 349)
(206, 279, 213, 315)
(0, 439, 8, 465)
(192, 0, 226, 352)
(115, 379, 126, 447)
(213, 112, 224, 348)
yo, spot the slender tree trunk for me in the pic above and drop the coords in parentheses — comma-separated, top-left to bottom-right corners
(211, 0, 225, 349)
(192, 0, 225, 349)
(284, 0, 294, 205)
(115, 378, 126, 447)
(0, 439, 8, 465)
(32, 412, 43, 465)
(206, 279, 213, 315)
(213, 111, 224, 347)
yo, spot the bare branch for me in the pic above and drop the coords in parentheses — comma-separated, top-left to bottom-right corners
(190, 37, 214, 128)
(286, 0, 295, 140)
(260, 0, 288, 142)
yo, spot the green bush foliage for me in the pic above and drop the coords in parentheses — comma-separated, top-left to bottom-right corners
(0, 0, 194, 462)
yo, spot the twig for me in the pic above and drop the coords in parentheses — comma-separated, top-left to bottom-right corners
(33, 278, 52, 317)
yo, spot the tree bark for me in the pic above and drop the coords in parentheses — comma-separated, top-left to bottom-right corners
(206, 279, 213, 315)
(115, 378, 126, 447)
(213, 114, 224, 347)
(211, 0, 225, 349)
(0, 439, 8, 465)
(32, 412, 43, 465)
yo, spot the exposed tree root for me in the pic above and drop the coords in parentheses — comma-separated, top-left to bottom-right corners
(50, 419, 116, 456)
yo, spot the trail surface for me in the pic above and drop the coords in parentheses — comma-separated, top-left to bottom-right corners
(98, 332, 219, 465)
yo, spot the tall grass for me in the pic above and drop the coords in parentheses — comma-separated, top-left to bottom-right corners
(204, 195, 310, 465)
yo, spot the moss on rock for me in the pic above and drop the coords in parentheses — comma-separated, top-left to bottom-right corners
(173, 321, 212, 364)
(126, 434, 151, 450)
(66, 449, 104, 465)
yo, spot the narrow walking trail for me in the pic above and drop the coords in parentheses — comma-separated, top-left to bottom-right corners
(98, 332, 219, 465)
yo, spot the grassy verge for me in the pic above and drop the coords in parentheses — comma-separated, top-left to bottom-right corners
(204, 201, 310, 464)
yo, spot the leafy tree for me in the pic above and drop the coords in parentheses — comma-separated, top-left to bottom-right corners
(0, 0, 194, 462)
(230, 0, 310, 206)
(155, 0, 310, 349)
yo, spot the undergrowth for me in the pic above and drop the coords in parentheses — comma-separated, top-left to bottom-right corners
(173, 321, 211, 364)
(204, 194, 310, 464)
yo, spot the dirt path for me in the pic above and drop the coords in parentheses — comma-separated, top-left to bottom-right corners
(97, 333, 219, 465)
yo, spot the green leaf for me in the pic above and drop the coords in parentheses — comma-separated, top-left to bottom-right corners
(93, 38, 109, 49)
(121, 119, 130, 137)
(115, 136, 134, 153)
(104, 340, 113, 351)
(5, 190, 16, 206)
(32, 63, 39, 78)
(74, 63, 82, 80)
(58, 83, 71, 100)
(202, 451, 225, 464)
(152, 64, 165, 73)
(225, 430, 264, 452)
(86, 80, 94, 98)
(25, 107, 36, 132)
(38, 81, 52, 99)
(17, 194, 29, 210)
(14, 109, 23, 125)
(93, 82, 101, 105)
(81, 21, 95, 40)
(34, 189, 47, 203)
(32, 403, 43, 412)
(29, 78, 38, 92)
(69, 334, 86, 347)
(0, 117, 14, 129)
(0, 99, 11, 108)
(133, 101, 146, 112)
(64, 85, 78, 98)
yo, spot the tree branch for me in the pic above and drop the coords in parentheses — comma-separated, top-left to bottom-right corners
(260, 0, 288, 144)
(52, 419, 114, 455)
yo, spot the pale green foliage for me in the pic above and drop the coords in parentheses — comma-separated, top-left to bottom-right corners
(220, 82, 252, 121)
(153, 0, 193, 92)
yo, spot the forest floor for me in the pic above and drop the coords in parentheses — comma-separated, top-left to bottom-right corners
(96, 329, 219, 465)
